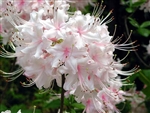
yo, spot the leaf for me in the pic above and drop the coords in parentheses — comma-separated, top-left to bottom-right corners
(126, 7, 134, 13)
(64, 98, 70, 106)
(145, 100, 150, 113)
(71, 109, 76, 113)
(128, 72, 140, 82)
(72, 103, 85, 109)
(142, 86, 150, 98)
(45, 99, 60, 109)
(138, 70, 150, 86)
(140, 21, 150, 28)
(128, 17, 139, 27)
(137, 28, 150, 37)
(0, 104, 7, 112)
(11, 105, 25, 113)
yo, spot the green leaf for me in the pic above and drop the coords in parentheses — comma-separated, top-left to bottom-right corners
(142, 86, 150, 98)
(128, 72, 140, 82)
(145, 100, 150, 113)
(45, 99, 60, 109)
(72, 103, 85, 109)
(0, 104, 7, 112)
(11, 105, 25, 113)
(128, 17, 139, 27)
(126, 7, 134, 13)
(138, 70, 150, 86)
(137, 28, 150, 37)
(71, 109, 76, 113)
(140, 21, 150, 28)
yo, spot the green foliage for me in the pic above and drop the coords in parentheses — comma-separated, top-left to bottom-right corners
(138, 70, 150, 99)
(145, 100, 150, 113)
(128, 18, 150, 37)
(121, 0, 147, 13)
(128, 17, 139, 28)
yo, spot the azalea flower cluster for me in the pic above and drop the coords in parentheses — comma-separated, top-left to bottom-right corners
(0, 0, 137, 113)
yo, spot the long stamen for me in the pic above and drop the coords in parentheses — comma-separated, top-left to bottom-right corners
(122, 30, 133, 44)
(20, 81, 35, 87)
(0, 45, 16, 58)
(0, 68, 24, 76)
(1, 68, 24, 82)
(99, 9, 113, 25)
(115, 65, 139, 76)
(6, 70, 24, 82)
(112, 34, 124, 44)
(92, 1, 104, 17)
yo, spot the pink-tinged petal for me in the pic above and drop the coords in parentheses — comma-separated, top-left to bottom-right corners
(18, 0, 25, 9)
(63, 47, 70, 57)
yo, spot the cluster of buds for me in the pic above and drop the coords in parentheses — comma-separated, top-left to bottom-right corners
(0, 0, 138, 113)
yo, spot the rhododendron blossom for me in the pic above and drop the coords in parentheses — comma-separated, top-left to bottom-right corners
(0, 0, 138, 113)
(140, 0, 150, 12)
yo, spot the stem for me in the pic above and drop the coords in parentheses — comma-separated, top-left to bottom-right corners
(60, 74, 65, 113)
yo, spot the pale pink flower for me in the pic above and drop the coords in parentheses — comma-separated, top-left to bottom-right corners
(1, 110, 21, 113)
(0, 1, 138, 113)
(140, 0, 150, 12)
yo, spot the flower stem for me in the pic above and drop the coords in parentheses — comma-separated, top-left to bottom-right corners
(60, 74, 65, 113)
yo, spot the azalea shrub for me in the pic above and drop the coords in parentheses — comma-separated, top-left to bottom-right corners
(0, 0, 150, 113)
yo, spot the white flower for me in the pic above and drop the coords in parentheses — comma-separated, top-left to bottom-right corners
(140, 0, 150, 12)
(1, 110, 11, 113)
(0, 1, 138, 113)
(1, 110, 21, 113)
